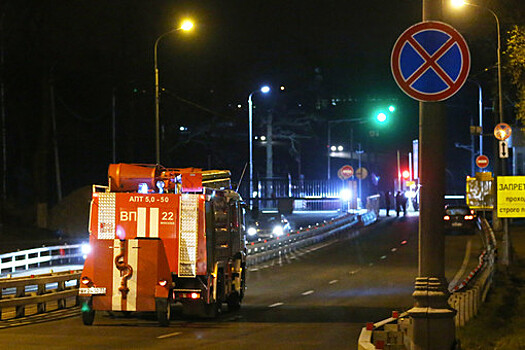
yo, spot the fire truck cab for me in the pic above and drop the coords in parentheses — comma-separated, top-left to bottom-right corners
(80, 163, 247, 326)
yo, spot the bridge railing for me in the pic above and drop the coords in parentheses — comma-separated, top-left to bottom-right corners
(0, 245, 84, 276)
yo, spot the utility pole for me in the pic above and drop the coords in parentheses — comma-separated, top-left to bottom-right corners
(266, 111, 273, 199)
(406, 1, 457, 349)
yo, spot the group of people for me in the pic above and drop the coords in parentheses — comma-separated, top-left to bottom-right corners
(384, 191, 408, 217)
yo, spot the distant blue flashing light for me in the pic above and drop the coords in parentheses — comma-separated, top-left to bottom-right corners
(138, 183, 149, 194)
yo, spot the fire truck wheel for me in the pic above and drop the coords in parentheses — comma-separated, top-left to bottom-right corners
(155, 298, 170, 327)
(81, 298, 95, 326)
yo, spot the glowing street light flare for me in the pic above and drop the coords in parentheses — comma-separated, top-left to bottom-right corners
(180, 20, 194, 31)
(451, 0, 466, 8)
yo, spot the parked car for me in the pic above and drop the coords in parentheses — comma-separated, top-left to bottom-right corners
(443, 205, 477, 234)
(245, 212, 291, 241)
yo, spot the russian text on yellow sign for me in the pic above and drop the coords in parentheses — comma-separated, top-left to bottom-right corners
(497, 176, 525, 218)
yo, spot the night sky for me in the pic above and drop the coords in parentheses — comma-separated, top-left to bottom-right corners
(1, 0, 524, 211)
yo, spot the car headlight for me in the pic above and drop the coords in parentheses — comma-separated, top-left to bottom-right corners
(247, 227, 257, 236)
(272, 225, 284, 236)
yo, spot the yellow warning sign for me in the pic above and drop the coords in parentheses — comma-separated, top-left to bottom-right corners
(497, 176, 525, 218)
(466, 176, 493, 209)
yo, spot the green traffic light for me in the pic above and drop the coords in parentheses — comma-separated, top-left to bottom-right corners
(376, 112, 387, 123)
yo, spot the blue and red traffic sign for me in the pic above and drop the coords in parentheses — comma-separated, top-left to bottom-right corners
(391, 21, 470, 102)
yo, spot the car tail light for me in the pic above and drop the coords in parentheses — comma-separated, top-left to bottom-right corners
(443, 215, 450, 221)
(177, 292, 201, 300)
(464, 215, 474, 220)
(81, 276, 92, 286)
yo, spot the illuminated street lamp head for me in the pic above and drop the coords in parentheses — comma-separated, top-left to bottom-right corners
(376, 112, 387, 123)
(388, 105, 396, 112)
(451, 0, 466, 7)
(180, 20, 194, 31)
(260, 86, 270, 94)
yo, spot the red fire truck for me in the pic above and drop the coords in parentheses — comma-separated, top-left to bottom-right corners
(79, 163, 247, 326)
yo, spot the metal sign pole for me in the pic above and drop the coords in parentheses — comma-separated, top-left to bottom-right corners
(406, 1, 457, 349)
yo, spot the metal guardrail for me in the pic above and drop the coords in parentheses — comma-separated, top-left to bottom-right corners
(0, 271, 81, 320)
(0, 210, 377, 322)
(246, 213, 362, 267)
(448, 217, 496, 327)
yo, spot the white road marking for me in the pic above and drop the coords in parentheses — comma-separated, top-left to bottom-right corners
(157, 332, 182, 339)
(349, 268, 361, 275)
(269, 302, 284, 308)
(380, 255, 387, 260)
(301, 290, 314, 296)
(329, 279, 338, 285)
(391, 248, 397, 252)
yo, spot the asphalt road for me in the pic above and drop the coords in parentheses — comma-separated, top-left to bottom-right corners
(0, 214, 483, 350)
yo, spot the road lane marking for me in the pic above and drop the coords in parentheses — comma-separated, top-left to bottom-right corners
(329, 279, 338, 284)
(301, 290, 314, 296)
(157, 332, 182, 339)
(391, 248, 397, 252)
(269, 302, 284, 308)
(380, 255, 387, 260)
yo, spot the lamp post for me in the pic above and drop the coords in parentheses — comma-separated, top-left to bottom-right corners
(154, 19, 194, 164)
(451, 0, 510, 264)
(248, 85, 270, 210)
(451, 0, 503, 124)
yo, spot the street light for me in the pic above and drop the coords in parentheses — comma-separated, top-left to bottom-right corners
(248, 85, 270, 209)
(451, 1, 503, 126)
(154, 19, 194, 164)
(451, 0, 510, 264)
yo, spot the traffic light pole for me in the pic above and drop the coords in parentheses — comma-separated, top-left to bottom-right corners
(406, 1, 457, 349)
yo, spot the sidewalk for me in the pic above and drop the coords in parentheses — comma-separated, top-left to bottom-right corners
(457, 220, 525, 349)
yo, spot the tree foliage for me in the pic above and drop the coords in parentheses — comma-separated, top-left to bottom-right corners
(506, 25, 525, 123)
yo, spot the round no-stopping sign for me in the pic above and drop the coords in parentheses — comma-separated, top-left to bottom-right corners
(476, 155, 489, 169)
(338, 165, 354, 180)
(494, 123, 512, 141)
(391, 21, 470, 102)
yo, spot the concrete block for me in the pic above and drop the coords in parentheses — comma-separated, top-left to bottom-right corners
(384, 324, 399, 332)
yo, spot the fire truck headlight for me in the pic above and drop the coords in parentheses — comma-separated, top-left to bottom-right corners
(247, 227, 257, 236)
(272, 225, 284, 236)
(81, 243, 91, 257)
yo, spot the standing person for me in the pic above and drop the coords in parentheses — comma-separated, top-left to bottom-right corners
(401, 192, 407, 215)
(384, 191, 390, 216)
(395, 191, 402, 216)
